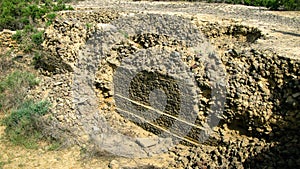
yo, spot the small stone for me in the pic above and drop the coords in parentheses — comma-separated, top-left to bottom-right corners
(92, 126, 100, 132)
(136, 138, 158, 148)
(57, 115, 64, 121)
(57, 103, 64, 107)
(180, 157, 189, 166)
(54, 82, 63, 86)
(108, 160, 119, 169)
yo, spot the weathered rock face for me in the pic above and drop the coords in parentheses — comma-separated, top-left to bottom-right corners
(223, 49, 299, 137)
(198, 22, 263, 43)
(57, 9, 119, 24)
(0, 30, 17, 54)
(42, 19, 87, 70)
(35, 10, 299, 168)
(195, 19, 299, 139)
(39, 9, 119, 74)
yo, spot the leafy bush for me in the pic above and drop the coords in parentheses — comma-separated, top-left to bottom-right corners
(11, 31, 23, 43)
(0, 69, 59, 149)
(12, 26, 45, 53)
(0, 66, 46, 149)
(0, 71, 39, 112)
(45, 13, 57, 26)
(280, 0, 300, 10)
(31, 31, 44, 45)
(2, 100, 50, 149)
(0, 0, 73, 31)
(0, 0, 70, 150)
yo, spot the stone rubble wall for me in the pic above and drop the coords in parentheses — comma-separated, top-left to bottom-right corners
(35, 10, 300, 168)
(0, 30, 17, 54)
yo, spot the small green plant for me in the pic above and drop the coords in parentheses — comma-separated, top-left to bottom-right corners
(86, 23, 92, 29)
(11, 30, 23, 43)
(24, 25, 34, 32)
(0, 71, 39, 112)
(2, 100, 50, 149)
(33, 51, 48, 69)
(45, 13, 57, 26)
(46, 13, 57, 20)
(119, 30, 129, 39)
(12, 28, 44, 53)
(47, 141, 62, 151)
(31, 31, 44, 45)
(0, 161, 5, 169)
(53, 0, 74, 11)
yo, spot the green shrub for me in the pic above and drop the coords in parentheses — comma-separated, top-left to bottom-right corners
(0, 161, 4, 169)
(12, 28, 45, 53)
(31, 31, 44, 45)
(3, 0, 73, 53)
(207, 0, 300, 10)
(86, 23, 92, 29)
(0, 71, 38, 93)
(0, 0, 74, 31)
(281, 0, 300, 10)
(46, 13, 57, 20)
(32, 51, 48, 70)
(0, 65, 59, 150)
(45, 13, 57, 26)
(11, 30, 23, 43)
(23, 25, 34, 32)
(2, 100, 50, 149)
(0, 71, 39, 112)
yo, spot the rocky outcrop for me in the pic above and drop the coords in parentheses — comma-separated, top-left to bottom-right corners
(41, 19, 87, 71)
(39, 9, 119, 74)
(0, 30, 17, 54)
(34, 8, 299, 168)
(57, 9, 119, 24)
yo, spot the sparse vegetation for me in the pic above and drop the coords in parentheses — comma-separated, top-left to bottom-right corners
(223, 0, 300, 10)
(4, 0, 73, 54)
(86, 23, 93, 29)
(47, 141, 63, 151)
(0, 161, 4, 169)
(2, 100, 50, 149)
(45, 13, 57, 27)
(0, 70, 59, 149)
(203, 0, 300, 10)
(0, 71, 39, 112)
(0, 0, 73, 31)
(0, 0, 73, 150)
(167, 0, 300, 10)
(12, 26, 45, 53)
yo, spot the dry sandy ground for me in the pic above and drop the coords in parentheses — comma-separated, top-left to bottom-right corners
(0, 112, 173, 168)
